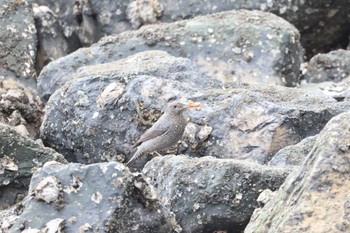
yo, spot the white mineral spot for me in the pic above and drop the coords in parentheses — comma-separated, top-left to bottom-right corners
(92, 112, 99, 119)
(34, 176, 61, 203)
(91, 191, 103, 204)
(207, 28, 214, 34)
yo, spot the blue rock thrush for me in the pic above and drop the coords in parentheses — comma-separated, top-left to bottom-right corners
(126, 101, 190, 166)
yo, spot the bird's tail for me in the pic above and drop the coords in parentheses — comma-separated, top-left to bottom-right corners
(126, 149, 143, 167)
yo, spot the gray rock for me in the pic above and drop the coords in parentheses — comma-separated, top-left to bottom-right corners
(7, 162, 173, 233)
(0, 79, 43, 139)
(33, 4, 70, 74)
(143, 155, 289, 232)
(33, 0, 348, 59)
(245, 111, 350, 233)
(40, 51, 350, 166)
(0, 0, 37, 88)
(0, 123, 67, 210)
(304, 49, 350, 83)
(37, 9, 302, 101)
(268, 135, 317, 167)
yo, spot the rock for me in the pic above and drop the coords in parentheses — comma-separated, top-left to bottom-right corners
(245, 111, 350, 233)
(159, 0, 350, 59)
(0, 0, 37, 88)
(143, 155, 289, 232)
(33, 0, 348, 59)
(0, 79, 43, 139)
(268, 135, 317, 167)
(299, 77, 350, 102)
(0, 123, 67, 210)
(304, 50, 350, 83)
(37, 9, 302, 101)
(33, 4, 70, 74)
(7, 162, 174, 232)
(40, 51, 350, 166)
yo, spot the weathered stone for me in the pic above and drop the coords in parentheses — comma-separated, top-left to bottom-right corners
(0, 0, 37, 87)
(8, 162, 173, 232)
(0, 79, 43, 139)
(37, 10, 302, 101)
(33, 0, 348, 59)
(304, 50, 350, 83)
(245, 111, 350, 233)
(268, 135, 317, 167)
(0, 123, 67, 210)
(143, 155, 289, 232)
(33, 4, 70, 74)
(40, 51, 350, 166)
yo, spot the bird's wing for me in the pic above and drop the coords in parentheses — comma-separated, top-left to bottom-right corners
(132, 125, 169, 148)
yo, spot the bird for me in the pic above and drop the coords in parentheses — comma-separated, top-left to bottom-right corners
(126, 101, 189, 166)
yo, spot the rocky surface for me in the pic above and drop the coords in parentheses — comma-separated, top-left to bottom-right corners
(268, 135, 317, 167)
(304, 50, 350, 83)
(33, 0, 349, 59)
(0, 0, 37, 88)
(37, 9, 302, 101)
(33, 4, 70, 74)
(0, 123, 67, 210)
(0, 79, 43, 139)
(40, 51, 350, 167)
(6, 162, 174, 233)
(245, 111, 350, 233)
(143, 155, 289, 232)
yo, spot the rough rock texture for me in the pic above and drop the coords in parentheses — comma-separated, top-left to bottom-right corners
(40, 51, 350, 166)
(143, 155, 289, 232)
(0, 123, 67, 210)
(268, 135, 317, 167)
(33, 0, 348, 59)
(33, 4, 70, 74)
(7, 162, 173, 233)
(304, 50, 350, 83)
(0, 79, 43, 139)
(37, 9, 302, 101)
(159, 0, 350, 58)
(245, 111, 350, 233)
(299, 77, 350, 103)
(0, 0, 37, 88)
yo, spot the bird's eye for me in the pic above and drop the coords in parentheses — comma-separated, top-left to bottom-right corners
(173, 105, 177, 108)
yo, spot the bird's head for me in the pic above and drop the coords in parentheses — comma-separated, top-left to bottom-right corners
(165, 101, 188, 116)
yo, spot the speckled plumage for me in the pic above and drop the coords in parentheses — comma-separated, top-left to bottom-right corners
(126, 101, 188, 166)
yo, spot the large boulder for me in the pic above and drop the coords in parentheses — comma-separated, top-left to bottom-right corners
(245, 111, 350, 233)
(0, 123, 67, 210)
(6, 162, 174, 233)
(0, 0, 37, 88)
(37, 9, 302, 101)
(33, 0, 349, 58)
(143, 155, 289, 232)
(40, 51, 350, 166)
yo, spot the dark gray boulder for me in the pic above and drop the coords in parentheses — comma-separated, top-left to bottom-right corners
(0, 123, 67, 210)
(304, 49, 350, 83)
(0, 0, 37, 88)
(143, 155, 289, 232)
(40, 51, 350, 166)
(37, 9, 302, 101)
(33, 0, 349, 59)
(33, 4, 70, 74)
(7, 162, 174, 233)
(245, 111, 350, 233)
(268, 135, 317, 167)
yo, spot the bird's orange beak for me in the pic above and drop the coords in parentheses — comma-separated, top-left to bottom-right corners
(187, 100, 203, 110)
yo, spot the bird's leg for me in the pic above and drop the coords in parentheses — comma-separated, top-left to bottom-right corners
(152, 151, 163, 157)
